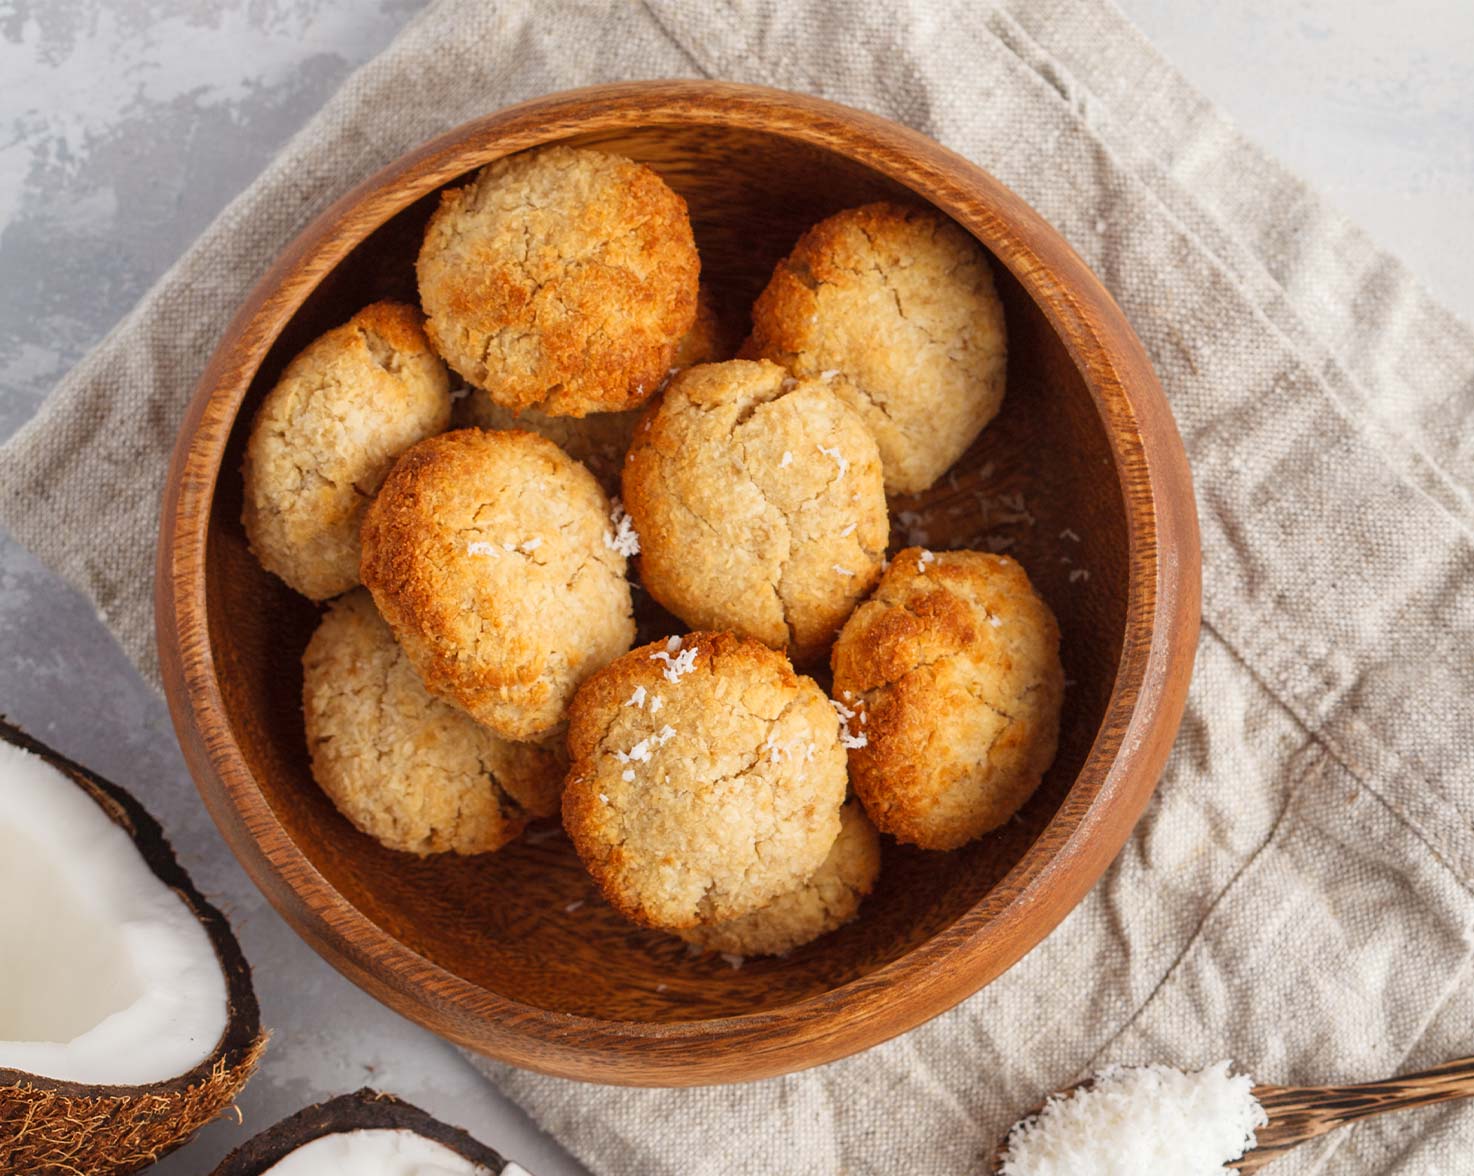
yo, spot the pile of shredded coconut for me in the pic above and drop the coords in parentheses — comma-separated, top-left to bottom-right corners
(1000, 1062, 1265, 1176)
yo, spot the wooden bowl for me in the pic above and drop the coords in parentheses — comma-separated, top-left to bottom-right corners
(157, 81, 1199, 1086)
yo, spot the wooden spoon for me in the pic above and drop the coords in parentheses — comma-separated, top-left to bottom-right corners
(1233, 1056, 1474, 1171)
(991, 1056, 1474, 1173)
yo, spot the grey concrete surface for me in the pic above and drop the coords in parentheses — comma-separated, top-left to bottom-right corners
(0, 2, 1469, 1173)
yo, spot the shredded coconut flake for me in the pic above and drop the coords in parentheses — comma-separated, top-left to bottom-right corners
(830, 698, 869, 749)
(649, 695, 664, 714)
(1060, 528, 1081, 542)
(621, 769, 635, 782)
(819, 369, 840, 380)
(999, 1061, 1265, 1176)
(665, 635, 683, 651)
(650, 645, 699, 683)
(817, 445, 848, 479)
(1070, 569, 1090, 583)
(563, 900, 584, 913)
(598, 793, 610, 804)
(521, 537, 543, 552)
(840, 522, 857, 537)
(833, 565, 855, 577)
(989, 615, 1003, 628)
(917, 549, 936, 573)
(466, 540, 499, 556)
(604, 498, 641, 557)
(720, 953, 745, 970)
(625, 686, 647, 708)
(780, 450, 794, 468)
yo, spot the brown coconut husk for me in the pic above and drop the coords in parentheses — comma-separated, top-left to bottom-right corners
(0, 717, 266, 1175)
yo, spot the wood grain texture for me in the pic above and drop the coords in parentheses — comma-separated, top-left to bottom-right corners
(1233, 1058, 1474, 1172)
(154, 81, 1201, 1086)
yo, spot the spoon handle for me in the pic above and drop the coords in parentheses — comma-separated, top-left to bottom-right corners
(1233, 1055, 1474, 1172)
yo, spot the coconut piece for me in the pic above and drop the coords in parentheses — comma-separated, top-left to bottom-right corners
(0, 718, 264, 1175)
(210, 1088, 521, 1175)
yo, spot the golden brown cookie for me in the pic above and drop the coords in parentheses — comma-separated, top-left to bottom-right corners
(359, 428, 635, 741)
(561, 632, 848, 930)
(623, 359, 888, 663)
(241, 300, 451, 600)
(302, 591, 565, 855)
(453, 287, 732, 491)
(750, 202, 1007, 494)
(416, 145, 700, 417)
(830, 549, 1063, 849)
(678, 801, 880, 956)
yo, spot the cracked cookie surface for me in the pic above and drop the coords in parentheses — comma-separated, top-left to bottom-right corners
(417, 144, 700, 417)
(750, 202, 1007, 495)
(623, 359, 887, 664)
(241, 300, 451, 599)
(359, 428, 635, 741)
(561, 632, 847, 930)
(677, 800, 880, 956)
(303, 591, 565, 855)
(831, 548, 1063, 849)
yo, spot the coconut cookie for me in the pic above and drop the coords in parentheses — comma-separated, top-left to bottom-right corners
(561, 632, 848, 930)
(416, 144, 700, 417)
(750, 202, 1007, 495)
(678, 801, 880, 957)
(623, 359, 888, 663)
(240, 300, 451, 600)
(303, 592, 565, 855)
(455, 288, 731, 490)
(831, 549, 1063, 850)
(359, 429, 635, 741)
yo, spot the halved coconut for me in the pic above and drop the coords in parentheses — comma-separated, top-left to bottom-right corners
(0, 718, 264, 1174)
(210, 1088, 523, 1175)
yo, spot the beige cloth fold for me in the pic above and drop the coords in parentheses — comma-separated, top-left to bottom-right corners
(2, 2, 1471, 1172)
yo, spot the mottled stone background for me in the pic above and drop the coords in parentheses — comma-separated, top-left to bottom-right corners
(0, 2, 1469, 1172)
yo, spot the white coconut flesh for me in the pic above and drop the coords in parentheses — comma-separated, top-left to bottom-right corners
(0, 740, 228, 1085)
(261, 1129, 506, 1175)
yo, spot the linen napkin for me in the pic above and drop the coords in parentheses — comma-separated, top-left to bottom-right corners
(2, 2, 1471, 1173)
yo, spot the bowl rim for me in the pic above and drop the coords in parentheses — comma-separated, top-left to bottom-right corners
(156, 79, 1201, 1086)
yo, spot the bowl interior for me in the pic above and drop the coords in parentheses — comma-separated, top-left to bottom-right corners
(205, 124, 1128, 1022)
